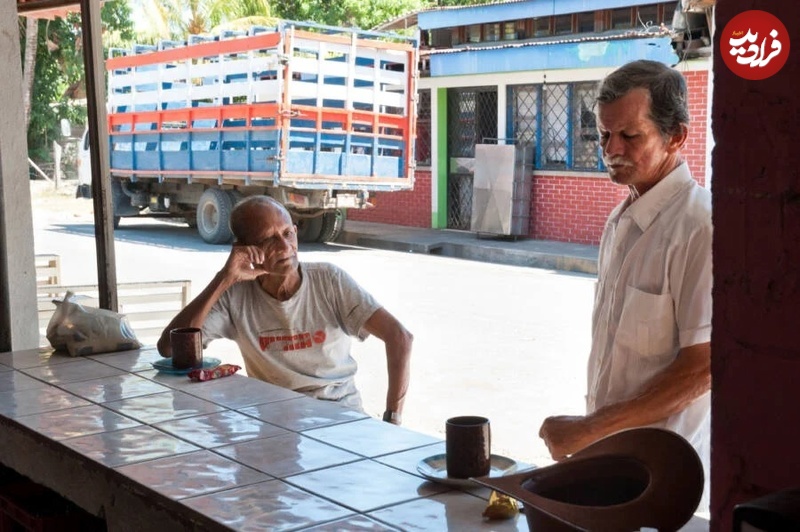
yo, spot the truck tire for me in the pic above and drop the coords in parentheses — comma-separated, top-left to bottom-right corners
(296, 215, 324, 243)
(317, 209, 345, 243)
(196, 188, 234, 244)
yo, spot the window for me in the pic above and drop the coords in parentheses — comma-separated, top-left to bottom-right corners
(415, 89, 431, 167)
(637, 5, 659, 27)
(485, 22, 501, 42)
(554, 15, 573, 35)
(534, 17, 551, 37)
(510, 81, 602, 172)
(467, 24, 481, 43)
(663, 2, 677, 26)
(451, 28, 461, 46)
(503, 22, 517, 41)
(611, 8, 633, 29)
(430, 29, 451, 48)
(577, 12, 595, 33)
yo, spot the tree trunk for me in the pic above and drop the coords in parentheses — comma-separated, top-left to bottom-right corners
(22, 16, 39, 131)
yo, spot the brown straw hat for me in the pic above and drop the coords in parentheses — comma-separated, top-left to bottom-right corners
(473, 427, 704, 532)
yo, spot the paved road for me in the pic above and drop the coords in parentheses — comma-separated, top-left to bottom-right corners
(32, 201, 596, 468)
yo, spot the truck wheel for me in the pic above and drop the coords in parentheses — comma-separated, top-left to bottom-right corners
(228, 189, 244, 207)
(196, 188, 234, 244)
(296, 215, 323, 243)
(317, 209, 345, 243)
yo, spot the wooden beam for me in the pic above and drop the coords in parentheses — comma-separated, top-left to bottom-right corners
(79, 0, 119, 312)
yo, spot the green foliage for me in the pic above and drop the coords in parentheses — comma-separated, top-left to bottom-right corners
(273, 0, 427, 30)
(22, 0, 135, 161)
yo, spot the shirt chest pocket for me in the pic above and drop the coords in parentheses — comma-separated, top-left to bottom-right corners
(616, 286, 676, 358)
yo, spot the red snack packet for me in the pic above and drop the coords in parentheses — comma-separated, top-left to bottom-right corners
(188, 363, 241, 382)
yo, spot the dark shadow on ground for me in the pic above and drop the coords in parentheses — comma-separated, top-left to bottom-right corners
(43, 221, 362, 254)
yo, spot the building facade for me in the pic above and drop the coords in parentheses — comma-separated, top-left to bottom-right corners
(350, 0, 712, 245)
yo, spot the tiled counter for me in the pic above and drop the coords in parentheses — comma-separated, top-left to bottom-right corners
(0, 347, 530, 531)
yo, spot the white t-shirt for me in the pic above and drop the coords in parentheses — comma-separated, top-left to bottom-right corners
(587, 162, 712, 482)
(202, 262, 381, 410)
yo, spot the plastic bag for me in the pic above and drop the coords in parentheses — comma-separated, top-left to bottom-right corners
(46, 291, 143, 356)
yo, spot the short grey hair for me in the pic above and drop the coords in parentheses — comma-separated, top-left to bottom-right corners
(229, 195, 289, 241)
(596, 60, 689, 139)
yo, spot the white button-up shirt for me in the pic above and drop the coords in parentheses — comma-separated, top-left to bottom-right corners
(587, 162, 712, 458)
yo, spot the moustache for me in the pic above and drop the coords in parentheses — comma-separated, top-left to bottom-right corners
(603, 158, 633, 167)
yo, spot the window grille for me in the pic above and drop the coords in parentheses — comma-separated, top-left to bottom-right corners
(511, 86, 538, 149)
(415, 89, 432, 167)
(447, 87, 498, 229)
(510, 81, 602, 172)
(572, 82, 602, 171)
(542, 83, 569, 168)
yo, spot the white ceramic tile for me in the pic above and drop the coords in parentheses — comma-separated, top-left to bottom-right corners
(0, 370, 50, 393)
(238, 396, 368, 432)
(154, 411, 287, 448)
(88, 347, 164, 372)
(15, 404, 141, 440)
(180, 374, 303, 409)
(115, 450, 269, 499)
(373, 442, 446, 477)
(300, 515, 401, 531)
(62, 425, 199, 467)
(368, 491, 530, 531)
(287, 459, 448, 513)
(103, 390, 226, 424)
(214, 432, 361, 477)
(58, 373, 171, 403)
(0, 387, 90, 418)
(303, 418, 440, 457)
(21, 358, 127, 384)
(0, 348, 78, 369)
(183, 479, 353, 531)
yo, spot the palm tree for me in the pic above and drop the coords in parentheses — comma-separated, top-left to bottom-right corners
(136, 0, 273, 43)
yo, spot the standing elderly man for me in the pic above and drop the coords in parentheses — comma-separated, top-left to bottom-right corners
(539, 60, 712, 492)
(158, 196, 412, 424)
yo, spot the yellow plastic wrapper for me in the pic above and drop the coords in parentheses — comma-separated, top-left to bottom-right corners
(482, 490, 519, 520)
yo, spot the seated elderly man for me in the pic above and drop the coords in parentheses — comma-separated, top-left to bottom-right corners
(157, 196, 412, 424)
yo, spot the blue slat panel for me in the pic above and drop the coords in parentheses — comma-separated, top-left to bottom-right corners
(429, 37, 678, 77)
(285, 151, 315, 174)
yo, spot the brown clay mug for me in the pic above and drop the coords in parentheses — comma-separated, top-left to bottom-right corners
(170, 327, 203, 369)
(446, 415, 491, 479)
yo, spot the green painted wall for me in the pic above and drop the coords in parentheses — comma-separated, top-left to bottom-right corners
(433, 88, 448, 229)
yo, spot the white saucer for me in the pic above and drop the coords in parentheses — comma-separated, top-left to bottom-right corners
(417, 453, 519, 487)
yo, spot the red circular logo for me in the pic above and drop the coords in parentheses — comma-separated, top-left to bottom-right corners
(720, 10, 790, 80)
(312, 330, 326, 344)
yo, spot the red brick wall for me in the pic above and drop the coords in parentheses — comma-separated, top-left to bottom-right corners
(347, 169, 431, 227)
(348, 68, 709, 244)
(530, 175, 628, 244)
(683, 69, 709, 187)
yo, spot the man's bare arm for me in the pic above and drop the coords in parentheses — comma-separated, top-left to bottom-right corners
(362, 308, 413, 423)
(156, 244, 270, 356)
(540, 342, 710, 459)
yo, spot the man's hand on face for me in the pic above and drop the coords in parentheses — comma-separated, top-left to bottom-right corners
(222, 244, 270, 282)
(538, 415, 592, 461)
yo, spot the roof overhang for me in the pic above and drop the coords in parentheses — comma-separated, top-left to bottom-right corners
(17, 0, 80, 19)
